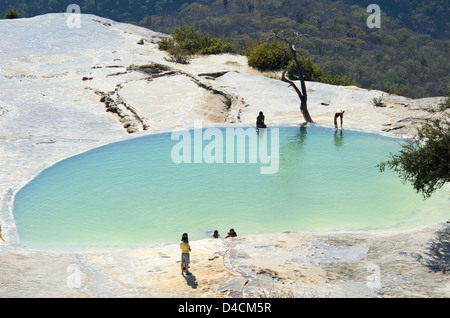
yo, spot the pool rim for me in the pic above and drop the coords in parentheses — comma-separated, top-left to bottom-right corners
(2, 122, 430, 252)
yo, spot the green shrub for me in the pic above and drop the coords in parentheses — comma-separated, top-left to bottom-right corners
(199, 37, 234, 55)
(245, 42, 289, 71)
(158, 25, 235, 64)
(157, 37, 175, 51)
(171, 25, 234, 55)
(4, 6, 21, 19)
(372, 95, 386, 107)
(158, 37, 190, 64)
(245, 42, 325, 82)
(245, 40, 354, 86)
(286, 56, 323, 82)
(165, 47, 191, 64)
(172, 25, 202, 51)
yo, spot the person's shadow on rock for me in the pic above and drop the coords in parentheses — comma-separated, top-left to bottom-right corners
(183, 272, 198, 289)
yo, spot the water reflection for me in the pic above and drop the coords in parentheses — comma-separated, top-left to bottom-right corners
(278, 124, 308, 169)
(298, 124, 308, 145)
(334, 129, 344, 147)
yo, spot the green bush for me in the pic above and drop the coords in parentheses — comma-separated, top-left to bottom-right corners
(286, 57, 323, 82)
(4, 6, 21, 19)
(166, 47, 191, 64)
(246, 40, 354, 86)
(245, 42, 289, 71)
(245, 42, 324, 81)
(171, 25, 234, 55)
(157, 37, 175, 51)
(288, 57, 354, 86)
(199, 37, 234, 55)
(158, 25, 235, 64)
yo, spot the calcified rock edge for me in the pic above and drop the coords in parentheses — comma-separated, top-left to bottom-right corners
(0, 14, 448, 298)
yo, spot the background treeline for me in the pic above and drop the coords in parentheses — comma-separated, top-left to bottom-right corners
(141, 0, 449, 98)
(0, 0, 199, 22)
(334, 0, 449, 40)
(1, 0, 448, 98)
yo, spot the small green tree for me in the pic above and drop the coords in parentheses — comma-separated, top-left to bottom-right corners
(378, 96, 450, 199)
(4, 6, 22, 19)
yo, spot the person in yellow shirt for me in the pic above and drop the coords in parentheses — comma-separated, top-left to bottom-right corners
(180, 233, 191, 275)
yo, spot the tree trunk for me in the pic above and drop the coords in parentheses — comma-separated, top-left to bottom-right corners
(289, 44, 313, 123)
(270, 31, 314, 123)
(281, 70, 314, 123)
(300, 99, 313, 123)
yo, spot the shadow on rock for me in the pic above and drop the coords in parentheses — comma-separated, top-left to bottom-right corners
(416, 226, 450, 273)
(183, 272, 198, 289)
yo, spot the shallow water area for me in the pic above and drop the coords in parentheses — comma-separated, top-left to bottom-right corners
(13, 125, 449, 251)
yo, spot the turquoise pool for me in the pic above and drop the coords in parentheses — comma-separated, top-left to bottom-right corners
(13, 125, 449, 250)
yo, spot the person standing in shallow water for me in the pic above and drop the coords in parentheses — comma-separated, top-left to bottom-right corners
(180, 233, 191, 275)
(334, 110, 345, 129)
(256, 111, 267, 128)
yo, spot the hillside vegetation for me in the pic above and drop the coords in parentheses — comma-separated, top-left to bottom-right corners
(2, 0, 448, 98)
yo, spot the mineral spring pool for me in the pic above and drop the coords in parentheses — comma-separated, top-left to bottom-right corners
(13, 125, 449, 250)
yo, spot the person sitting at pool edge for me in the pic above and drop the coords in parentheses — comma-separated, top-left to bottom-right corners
(256, 111, 267, 129)
(225, 229, 237, 238)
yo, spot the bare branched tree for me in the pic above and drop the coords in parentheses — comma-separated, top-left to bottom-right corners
(268, 31, 314, 123)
